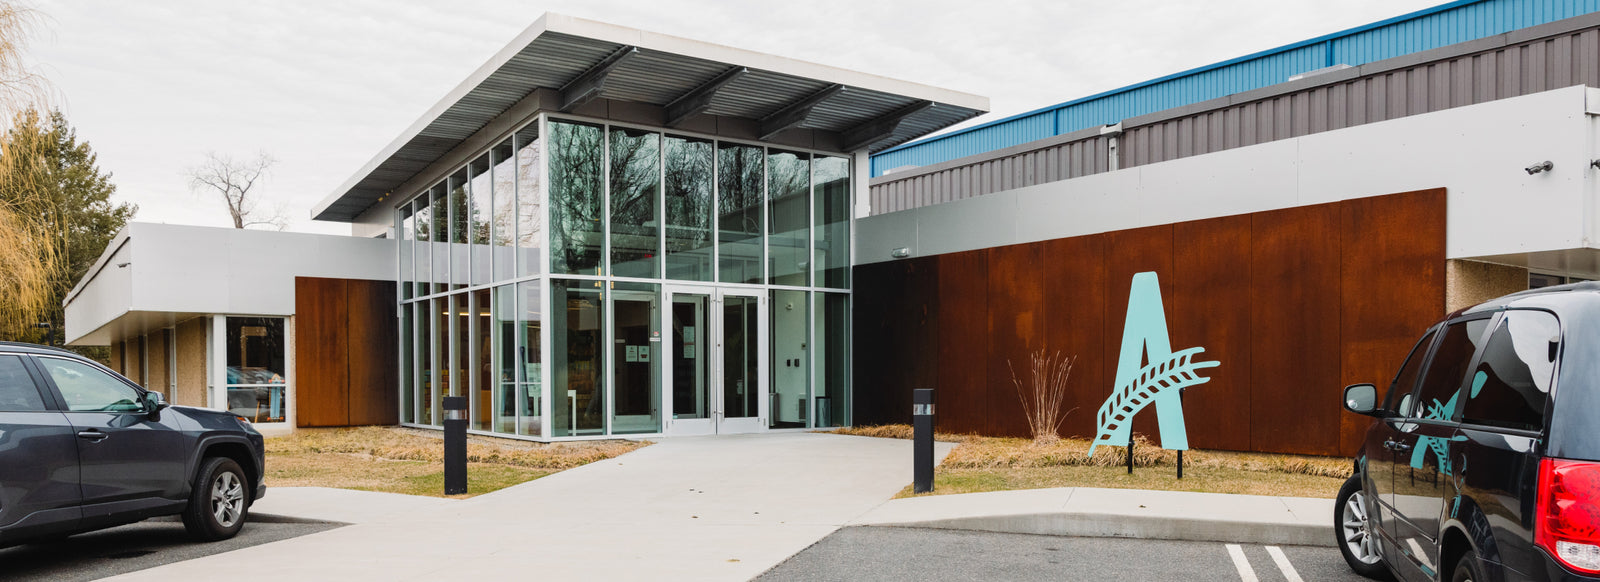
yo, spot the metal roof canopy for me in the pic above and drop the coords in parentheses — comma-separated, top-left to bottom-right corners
(313, 13, 988, 223)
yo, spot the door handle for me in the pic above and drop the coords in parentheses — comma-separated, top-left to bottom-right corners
(76, 430, 107, 443)
(1384, 440, 1412, 452)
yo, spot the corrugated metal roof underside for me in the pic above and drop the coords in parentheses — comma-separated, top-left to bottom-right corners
(319, 31, 983, 222)
(870, 0, 1600, 176)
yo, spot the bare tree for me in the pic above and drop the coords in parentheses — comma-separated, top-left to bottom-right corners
(187, 152, 285, 230)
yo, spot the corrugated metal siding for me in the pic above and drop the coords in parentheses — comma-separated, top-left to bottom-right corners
(870, 0, 1600, 177)
(870, 22, 1600, 214)
(873, 136, 1111, 213)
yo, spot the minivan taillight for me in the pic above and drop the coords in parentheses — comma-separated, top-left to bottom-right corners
(1538, 458, 1600, 573)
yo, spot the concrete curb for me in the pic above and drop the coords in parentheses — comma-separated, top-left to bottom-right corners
(860, 512, 1333, 547)
(849, 486, 1336, 547)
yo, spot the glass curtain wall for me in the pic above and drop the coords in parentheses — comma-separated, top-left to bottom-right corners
(399, 113, 853, 439)
(399, 127, 545, 436)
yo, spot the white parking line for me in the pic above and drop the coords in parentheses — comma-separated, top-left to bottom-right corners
(1265, 546, 1304, 582)
(1226, 544, 1258, 582)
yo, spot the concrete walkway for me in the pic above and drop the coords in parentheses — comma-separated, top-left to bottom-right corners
(850, 486, 1335, 547)
(101, 432, 952, 582)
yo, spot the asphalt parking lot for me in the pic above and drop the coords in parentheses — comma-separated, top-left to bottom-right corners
(757, 526, 1366, 582)
(0, 517, 341, 582)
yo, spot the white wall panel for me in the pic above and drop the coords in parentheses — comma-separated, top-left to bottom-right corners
(859, 86, 1599, 265)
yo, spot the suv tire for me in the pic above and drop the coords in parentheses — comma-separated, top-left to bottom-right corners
(1336, 474, 1392, 580)
(182, 457, 249, 541)
(1451, 549, 1484, 582)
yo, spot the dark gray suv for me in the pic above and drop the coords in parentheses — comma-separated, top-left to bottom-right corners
(0, 342, 265, 546)
(1339, 283, 1600, 581)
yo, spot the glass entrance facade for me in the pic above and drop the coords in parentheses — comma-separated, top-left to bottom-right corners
(395, 113, 851, 440)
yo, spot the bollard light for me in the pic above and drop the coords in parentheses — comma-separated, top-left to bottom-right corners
(443, 396, 467, 495)
(913, 389, 935, 494)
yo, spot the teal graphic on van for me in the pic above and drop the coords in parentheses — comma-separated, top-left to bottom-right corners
(1089, 272, 1220, 456)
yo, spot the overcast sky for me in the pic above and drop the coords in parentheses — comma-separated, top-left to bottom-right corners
(28, 0, 1442, 234)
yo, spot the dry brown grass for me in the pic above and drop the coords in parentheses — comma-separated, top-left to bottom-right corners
(264, 426, 649, 497)
(838, 424, 1352, 499)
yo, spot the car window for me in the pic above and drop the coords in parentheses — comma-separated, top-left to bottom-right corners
(1411, 318, 1491, 421)
(1460, 310, 1558, 432)
(39, 357, 143, 412)
(1386, 330, 1436, 416)
(0, 355, 46, 412)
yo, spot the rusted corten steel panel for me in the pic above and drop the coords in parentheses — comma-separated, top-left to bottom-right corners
(295, 277, 352, 428)
(1172, 215, 1254, 453)
(1042, 234, 1109, 442)
(935, 250, 990, 436)
(1338, 189, 1447, 455)
(850, 189, 1446, 457)
(849, 255, 939, 427)
(1249, 204, 1344, 456)
(295, 277, 400, 428)
(869, 21, 1600, 215)
(348, 280, 399, 426)
(985, 243, 1046, 438)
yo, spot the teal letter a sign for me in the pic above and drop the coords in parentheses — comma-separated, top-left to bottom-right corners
(1088, 272, 1220, 456)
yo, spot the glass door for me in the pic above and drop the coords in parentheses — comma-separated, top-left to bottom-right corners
(664, 287, 766, 435)
(610, 290, 661, 435)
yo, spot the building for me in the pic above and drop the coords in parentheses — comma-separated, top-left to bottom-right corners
(67, 13, 987, 439)
(65, 2, 1600, 455)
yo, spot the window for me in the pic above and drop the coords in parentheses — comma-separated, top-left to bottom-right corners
(226, 317, 287, 422)
(549, 120, 604, 275)
(1411, 318, 1491, 421)
(0, 355, 45, 412)
(1386, 330, 1436, 417)
(40, 357, 142, 412)
(609, 127, 660, 279)
(767, 149, 809, 286)
(1461, 310, 1558, 431)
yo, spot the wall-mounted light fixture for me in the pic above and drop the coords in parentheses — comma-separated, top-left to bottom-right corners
(1525, 161, 1554, 175)
(116, 262, 131, 268)
(891, 247, 912, 259)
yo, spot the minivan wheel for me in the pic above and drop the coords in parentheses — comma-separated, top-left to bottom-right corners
(182, 457, 249, 541)
(1451, 549, 1484, 582)
(1336, 474, 1392, 580)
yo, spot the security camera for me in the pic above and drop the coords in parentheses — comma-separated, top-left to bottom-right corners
(1526, 161, 1553, 175)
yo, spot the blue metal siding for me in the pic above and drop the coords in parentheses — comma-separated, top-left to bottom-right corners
(871, 0, 1600, 177)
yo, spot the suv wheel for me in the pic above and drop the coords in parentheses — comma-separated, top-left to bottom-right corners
(1451, 549, 1484, 582)
(182, 457, 249, 541)
(1336, 474, 1391, 580)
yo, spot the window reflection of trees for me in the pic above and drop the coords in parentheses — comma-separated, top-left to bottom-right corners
(609, 127, 659, 278)
(549, 121, 603, 274)
(718, 143, 763, 284)
(515, 130, 542, 276)
(664, 135, 712, 280)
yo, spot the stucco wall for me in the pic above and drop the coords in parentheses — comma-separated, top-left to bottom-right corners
(125, 336, 143, 388)
(175, 317, 208, 407)
(147, 330, 169, 394)
(1446, 259, 1530, 313)
(109, 339, 123, 375)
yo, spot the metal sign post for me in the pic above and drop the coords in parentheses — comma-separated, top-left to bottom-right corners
(443, 396, 467, 495)
(913, 389, 935, 494)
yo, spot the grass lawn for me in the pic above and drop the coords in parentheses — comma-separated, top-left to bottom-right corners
(832, 425, 1350, 499)
(264, 426, 648, 498)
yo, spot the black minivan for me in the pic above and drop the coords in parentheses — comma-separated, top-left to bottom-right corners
(0, 342, 265, 546)
(1339, 283, 1600, 581)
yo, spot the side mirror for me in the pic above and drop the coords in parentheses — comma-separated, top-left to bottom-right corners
(143, 391, 169, 413)
(1342, 383, 1383, 416)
